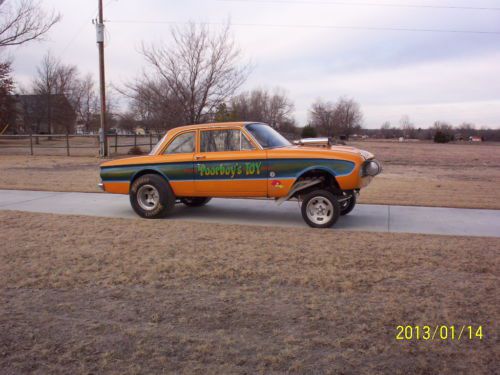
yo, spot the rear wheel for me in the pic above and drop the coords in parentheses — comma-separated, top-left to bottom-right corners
(180, 197, 211, 207)
(130, 174, 175, 218)
(339, 191, 356, 216)
(301, 189, 340, 228)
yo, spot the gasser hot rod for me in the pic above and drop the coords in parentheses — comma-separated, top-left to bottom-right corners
(99, 122, 381, 228)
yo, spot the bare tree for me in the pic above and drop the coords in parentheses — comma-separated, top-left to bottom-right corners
(309, 97, 363, 138)
(116, 111, 138, 134)
(267, 88, 295, 129)
(33, 52, 78, 97)
(432, 121, 454, 133)
(0, 0, 60, 47)
(380, 121, 393, 139)
(399, 114, 415, 138)
(456, 122, 476, 139)
(0, 59, 14, 131)
(32, 52, 78, 134)
(139, 22, 250, 125)
(309, 99, 336, 137)
(73, 74, 99, 133)
(32, 52, 58, 135)
(229, 88, 295, 129)
(334, 97, 363, 138)
(123, 75, 185, 133)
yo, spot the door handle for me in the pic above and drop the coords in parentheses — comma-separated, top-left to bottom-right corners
(195, 155, 206, 160)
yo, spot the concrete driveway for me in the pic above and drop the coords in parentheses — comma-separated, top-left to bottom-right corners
(0, 189, 499, 237)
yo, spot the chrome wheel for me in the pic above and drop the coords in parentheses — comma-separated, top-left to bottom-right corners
(137, 184, 160, 211)
(306, 196, 334, 225)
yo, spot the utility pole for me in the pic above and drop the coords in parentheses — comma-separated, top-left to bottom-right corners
(96, 0, 108, 157)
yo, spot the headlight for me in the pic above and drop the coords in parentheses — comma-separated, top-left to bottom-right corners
(363, 160, 382, 176)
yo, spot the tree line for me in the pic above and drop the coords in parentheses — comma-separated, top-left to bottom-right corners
(373, 117, 500, 142)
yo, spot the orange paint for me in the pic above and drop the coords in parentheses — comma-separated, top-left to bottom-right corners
(103, 181, 130, 195)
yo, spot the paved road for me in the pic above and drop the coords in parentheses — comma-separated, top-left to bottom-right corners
(0, 189, 499, 237)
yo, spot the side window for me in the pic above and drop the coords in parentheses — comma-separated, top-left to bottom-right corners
(165, 132, 195, 154)
(241, 134, 255, 150)
(201, 130, 255, 152)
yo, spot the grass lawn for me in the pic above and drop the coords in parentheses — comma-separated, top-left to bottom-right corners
(1, 140, 499, 209)
(0, 211, 498, 374)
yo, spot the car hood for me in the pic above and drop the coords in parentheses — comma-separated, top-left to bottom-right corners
(268, 145, 370, 160)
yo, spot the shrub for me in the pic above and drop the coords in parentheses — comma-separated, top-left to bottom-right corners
(434, 131, 452, 143)
(128, 146, 144, 155)
(301, 125, 317, 138)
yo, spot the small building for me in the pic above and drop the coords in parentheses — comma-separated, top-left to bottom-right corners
(134, 127, 146, 135)
(8, 94, 76, 134)
(469, 136, 482, 142)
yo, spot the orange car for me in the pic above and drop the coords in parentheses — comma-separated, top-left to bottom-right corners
(99, 122, 381, 228)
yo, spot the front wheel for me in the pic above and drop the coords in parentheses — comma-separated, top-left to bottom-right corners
(180, 197, 211, 207)
(340, 191, 356, 216)
(301, 189, 340, 228)
(130, 174, 175, 218)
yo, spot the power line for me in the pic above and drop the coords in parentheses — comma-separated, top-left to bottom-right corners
(217, 0, 500, 11)
(61, 0, 117, 56)
(108, 20, 500, 35)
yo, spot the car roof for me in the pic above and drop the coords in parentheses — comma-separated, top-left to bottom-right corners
(171, 121, 259, 132)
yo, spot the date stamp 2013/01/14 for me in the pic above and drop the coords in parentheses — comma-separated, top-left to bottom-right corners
(396, 325, 484, 341)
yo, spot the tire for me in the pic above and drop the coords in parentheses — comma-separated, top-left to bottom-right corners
(301, 189, 340, 228)
(340, 191, 356, 216)
(181, 197, 212, 207)
(129, 174, 175, 219)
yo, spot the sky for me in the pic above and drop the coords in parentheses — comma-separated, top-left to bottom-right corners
(7, 0, 500, 128)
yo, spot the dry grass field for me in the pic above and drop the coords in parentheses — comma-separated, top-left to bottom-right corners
(1, 140, 499, 209)
(350, 140, 500, 209)
(1, 211, 498, 374)
(0, 155, 101, 192)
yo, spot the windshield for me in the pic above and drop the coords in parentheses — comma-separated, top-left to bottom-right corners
(245, 123, 292, 149)
(149, 131, 169, 155)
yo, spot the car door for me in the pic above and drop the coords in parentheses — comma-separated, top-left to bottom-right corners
(160, 130, 195, 197)
(194, 128, 267, 196)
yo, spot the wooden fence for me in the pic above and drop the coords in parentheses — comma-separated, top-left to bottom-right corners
(0, 133, 164, 157)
